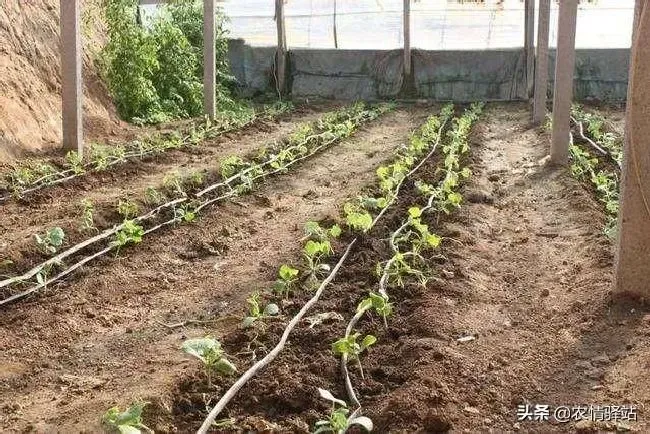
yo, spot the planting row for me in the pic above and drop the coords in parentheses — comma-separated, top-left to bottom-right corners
(569, 105, 623, 237)
(0, 102, 291, 202)
(101, 104, 484, 434)
(0, 102, 392, 306)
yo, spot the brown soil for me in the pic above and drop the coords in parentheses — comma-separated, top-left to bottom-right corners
(0, 0, 126, 162)
(2, 103, 647, 434)
(0, 105, 430, 432)
(154, 103, 647, 434)
(0, 105, 330, 277)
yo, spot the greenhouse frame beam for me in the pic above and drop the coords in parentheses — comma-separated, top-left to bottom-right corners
(550, 0, 578, 164)
(275, 0, 287, 95)
(616, 0, 649, 297)
(524, 0, 535, 99)
(404, 0, 411, 82)
(60, 0, 83, 155)
(532, 0, 550, 125)
(204, 0, 216, 118)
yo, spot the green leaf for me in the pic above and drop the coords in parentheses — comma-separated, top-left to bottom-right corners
(181, 337, 220, 364)
(357, 297, 373, 313)
(242, 316, 257, 328)
(408, 207, 422, 219)
(361, 335, 377, 350)
(213, 358, 237, 375)
(47, 227, 65, 246)
(328, 224, 342, 238)
(279, 264, 299, 281)
(263, 303, 280, 316)
(426, 233, 442, 248)
(460, 167, 472, 179)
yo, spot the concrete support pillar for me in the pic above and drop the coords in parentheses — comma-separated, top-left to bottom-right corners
(275, 0, 287, 95)
(532, 0, 551, 125)
(203, 0, 216, 118)
(550, 0, 578, 164)
(60, 0, 83, 155)
(524, 0, 535, 98)
(404, 0, 411, 81)
(615, 1, 650, 297)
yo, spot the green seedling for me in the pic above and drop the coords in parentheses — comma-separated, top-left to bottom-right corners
(332, 332, 377, 379)
(181, 337, 236, 387)
(102, 401, 151, 434)
(343, 202, 373, 232)
(220, 155, 246, 179)
(162, 171, 184, 196)
(242, 292, 280, 328)
(79, 199, 97, 232)
(111, 221, 144, 252)
(144, 187, 165, 205)
(175, 204, 197, 223)
(65, 151, 85, 175)
(303, 240, 332, 287)
(304, 221, 341, 242)
(313, 388, 373, 434)
(117, 198, 140, 220)
(357, 292, 394, 328)
(273, 264, 300, 298)
(34, 227, 65, 255)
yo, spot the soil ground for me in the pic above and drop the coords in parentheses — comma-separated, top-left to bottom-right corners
(2, 103, 649, 434)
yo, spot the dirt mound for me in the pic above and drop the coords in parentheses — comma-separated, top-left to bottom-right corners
(0, 0, 122, 162)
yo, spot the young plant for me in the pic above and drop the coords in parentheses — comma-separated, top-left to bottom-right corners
(144, 186, 165, 205)
(79, 199, 97, 232)
(117, 198, 140, 220)
(272, 264, 300, 298)
(304, 221, 342, 243)
(34, 227, 65, 255)
(175, 204, 197, 223)
(332, 332, 377, 379)
(102, 401, 151, 434)
(357, 292, 394, 328)
(162, 171, 184, 196)
(220, 155, 246, 179)
(313, 388, 373, 434)
(303, 240, 333, 287)
(242, 291, 280, 328)
(65, 151, 86, 175)
(343, 202, 373, 232)
(181, 336, 236, 387)
(111, 221, 144, 252)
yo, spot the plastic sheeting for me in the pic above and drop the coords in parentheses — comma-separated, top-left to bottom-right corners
(220, 0, 634, 49)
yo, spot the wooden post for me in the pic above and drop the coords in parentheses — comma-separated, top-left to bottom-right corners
(60, 0, 83, 155)
(633, 0, 644, 39)
(203, 0, 216, 118)
(532, 0, 550, 125)
(524, 0, 535, 98)
(615, 1, 650, 297)
(275, 0, 287, 95)
(404, 0, 411, 81)
(550, 0, 578, 164)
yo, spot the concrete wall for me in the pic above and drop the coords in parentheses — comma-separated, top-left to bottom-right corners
(227, 40, 630, 102)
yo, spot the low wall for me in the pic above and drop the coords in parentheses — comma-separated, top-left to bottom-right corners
(227, 40, 630, 102)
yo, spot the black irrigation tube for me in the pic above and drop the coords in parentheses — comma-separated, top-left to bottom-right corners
(0, 108, 283, 203)
(0, 106, 388, 307)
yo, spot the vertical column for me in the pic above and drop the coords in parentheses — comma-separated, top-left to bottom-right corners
(524, 0, 535, 98)
(203, 0, 216, 118)
(633, 0, 644, 38)
(404, 0, 411, 81)
(615, 3, 650, 297)
(532, 0, 551, 125)
(60, 0, 83, 155)
(275, 0, 287, 95)
(550, 0, 578, 164)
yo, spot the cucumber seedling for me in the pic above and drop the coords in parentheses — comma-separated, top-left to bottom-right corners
(34, 227, 65, 255)
(332, 332, 377, 379)
(102, 401, 152, 434)
(182, 337, 237, 387)
(242, 291, 280, 328)
(313, 388, 373, 434)
(273, 264, 299, 299)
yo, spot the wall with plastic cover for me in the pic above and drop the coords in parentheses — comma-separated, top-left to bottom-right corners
(227, 41, 630, 101)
